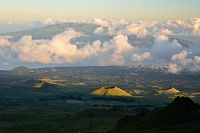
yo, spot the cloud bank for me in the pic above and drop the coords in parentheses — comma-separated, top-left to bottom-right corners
(0, 18, 200, 73)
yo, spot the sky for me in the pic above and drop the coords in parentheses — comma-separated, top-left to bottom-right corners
(1, 0, 200, 21)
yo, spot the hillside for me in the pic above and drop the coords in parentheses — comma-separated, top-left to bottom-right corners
(10, 66, 32, 75)
(90, 87, 132, 97)
(111, 96, 200, 133)
(157, 87, 180, 95)
(129, 88, 145, 95)
(33, 77, 65, 88)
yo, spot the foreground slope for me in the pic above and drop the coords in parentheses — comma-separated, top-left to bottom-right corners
(111, 96, 200, 133)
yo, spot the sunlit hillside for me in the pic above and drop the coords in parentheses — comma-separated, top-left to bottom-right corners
(157, 88, 180, 95)
(91, 87, 132, 97)
(33, 77, 65, 88)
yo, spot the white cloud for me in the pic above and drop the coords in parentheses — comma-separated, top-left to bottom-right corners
(169, 51, 200, 72)
(41, 17, 55, 25)
(174, 19, 191, 29)
(151, 38, 182, 62)
(40, 17, 67, 25)
(171, 51, 193, 66)
(1, 30, 135, 65)
(159, 28, 173, 36)
(112, 34, 133, 54)
(132, 52, 151, 63)
(155, 34, 169, 42)
(0, 36, 12, 46)
(16, 29, 103, 64)
(94, 27, 105, 34)
(192, 18, 200, 36)
(168, 63, 181, 74)
(126, 23, 148, 38)
(11, 30, 81, 64)
(93, 18, 109, 28)
(153, 28, 175, 43)
(106, 34, 134, 65)
(0, 39, 9, 46)
(1, 18, 200, 70)
(194, 56, 200, 64)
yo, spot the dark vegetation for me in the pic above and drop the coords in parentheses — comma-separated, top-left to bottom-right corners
(111, 96, 200, 133)
(0, 66, 200, 132)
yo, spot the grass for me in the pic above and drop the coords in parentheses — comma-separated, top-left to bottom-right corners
(0, 108, 132, 133)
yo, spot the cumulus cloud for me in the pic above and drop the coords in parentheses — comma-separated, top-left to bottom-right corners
(168, 63, 182, 74)
(169, 50, 200, 72)
(112, 34, 133, 54)
(126, 23, 148, 38)
(155, 34, 169, 42)
(0, 36, 12, 46)
(14, 29, 102, 64)
(40, 17, 67, 25)
(160, 28, 173, 36)
(16, 36, 53, 64)
(0, 39, 9, 46)
(151, 39, 182, 62)
(132, 52, 151, 63)
(110, 34, 134, 65)
(94, 27, 105, 34)
(1, 18, 200, 71)
(154, 28, 173, 42)
(41, 17, 55, 25)
(194, 56, 200, 64)
(91, 18, 195, 37)
(171, 51, 193, 66)
(1, 29, 135, 66)
(192, 18, 200, 36)
(92, 18, 109, 28)
(174, 19, 191, 29)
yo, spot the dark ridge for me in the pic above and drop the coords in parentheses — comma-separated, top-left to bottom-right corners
(111, 97, 200, 133)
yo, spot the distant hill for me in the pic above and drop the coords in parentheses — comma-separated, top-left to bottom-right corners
(0, 22, 112, 47)
(111, 96, 200, 133)
(157, 87, 180, 95)
(0, 23, 99, 40)
(90, 87, 132, 97)
(10, 66, 32, 75)
(0, 23, 193, 48)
